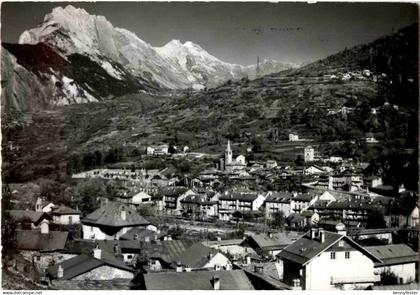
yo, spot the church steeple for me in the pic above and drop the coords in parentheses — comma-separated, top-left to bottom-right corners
(225, 140, 232, 164)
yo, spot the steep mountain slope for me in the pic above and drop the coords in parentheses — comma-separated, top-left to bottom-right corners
(18, 5, 295, 90)
(1, 42, 159, 126)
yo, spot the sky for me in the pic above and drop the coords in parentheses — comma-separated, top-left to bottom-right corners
(1, 2, 418, 65)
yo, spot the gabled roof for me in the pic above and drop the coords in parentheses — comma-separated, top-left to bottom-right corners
(47, 254, 134, 280)
(16, 230, 68, 251)
(265, 192, 292, 203)
(144, 270, 254, 290)
(6, 210, 48, 225)
(219, 191, 260, 202)
(247, 232, 301, 251)
(181, 194, 217, 205)
(174, 243, 218, 268)
(277, 230, 382, 266)
(50, 205, 80, 215)
(364, 244, 418, 266)
(292, 193, 316, 202)
(82, 202, 150, 228)
(155, 186, 189, 198)
(140, 240, 195, 263)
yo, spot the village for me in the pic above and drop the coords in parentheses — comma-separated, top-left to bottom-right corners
(2, 137, 418, 290)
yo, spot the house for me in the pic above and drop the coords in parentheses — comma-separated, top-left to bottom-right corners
(173, 243, 232, 271)
(143, 269, 255, 290)
(50, 205, 81, 225)
(290, 193, 317, 214)
(244, 232, 301, 257)
(364, 244, 418, 284)
(146, 144, 169, 156)
(15, 221, 70, 272)
(304, 165, 325, 175)
(385, 199, 419, 228)
(35, 196, 56, 213)
(155, 186, 195, 215)
(6, 209, 50, 229)
(218, 191, 266, 221)
(180, 194, 218, 219)
(289, 133, 299, 141)
(202, 238, 254, 258)
(115, 191, 154, 208)
(81, 202, 156, 240)
(47, 246, 135, 281)
(365, 133, 379, 143)
(304, 146, 314, 162)
(277, 228, 382, 290)
(364, 176, 383, 188)
(264, 192, 293, 218)
(239, 262, 290, 289)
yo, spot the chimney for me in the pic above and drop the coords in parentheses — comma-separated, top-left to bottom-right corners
(268, 232, 273, 238)
(57, 264, 64, 279)
(93, 244, 102, 260)
(176, 262, 183, 272)
(310, 228, 316, 239)
(212, 275, 220, 290)
(121, 208, 127, 221)
(40, 220, 49, 235)
(319, 229, 325, 243)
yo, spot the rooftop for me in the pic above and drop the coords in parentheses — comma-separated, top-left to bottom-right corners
(364, 244, 418, 266)
(277, 230, 381, 266)
(144, 269, 254, 290)
(50, 205, 80, 215)
(82, 201, 150, 228)
(48, 254, 134, 280)
(247, 232, 302, 250)
(16, 230, 68, 251)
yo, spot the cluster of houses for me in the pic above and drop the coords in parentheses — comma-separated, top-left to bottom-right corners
(3, 141, 418, 290)
(4, 191, 418, 290)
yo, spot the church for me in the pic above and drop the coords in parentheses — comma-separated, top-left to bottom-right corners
(219, 141, 246, 172)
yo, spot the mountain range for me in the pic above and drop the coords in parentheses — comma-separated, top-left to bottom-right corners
(2, 5, 295, 117)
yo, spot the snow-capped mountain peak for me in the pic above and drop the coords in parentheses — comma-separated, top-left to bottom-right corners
(17, 5, 296, 91)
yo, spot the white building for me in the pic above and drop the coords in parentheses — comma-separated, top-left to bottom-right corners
(365, 244, 418, 284)
(50, 206, 81, 225)
(222, 141, 246, 172)
(278, 228, 382, 290)
(289, 134, 299, 141)
(218, 191, 266, 221)
(146, 144, 169, 156)
(82, 202, 156, 240)
(304, 146, 315, 162)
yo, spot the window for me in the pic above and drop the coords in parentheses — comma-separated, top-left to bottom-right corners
(330, 252, 336, 259)
(68, 216, 73, 224)
(345, 251, 350, 259)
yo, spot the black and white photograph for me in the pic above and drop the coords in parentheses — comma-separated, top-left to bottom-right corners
(1, 1, 419, 291)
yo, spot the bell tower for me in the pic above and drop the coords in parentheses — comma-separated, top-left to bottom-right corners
(225, 140, 232, 165)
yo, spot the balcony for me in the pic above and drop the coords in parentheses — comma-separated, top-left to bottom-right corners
(330, 275, 380, 284)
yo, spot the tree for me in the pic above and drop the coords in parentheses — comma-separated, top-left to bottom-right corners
(137, 204, 157, 217)
(366, 210, 386, 229)
(271, 211, 286, 229)
(74, 179, 104, 215)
